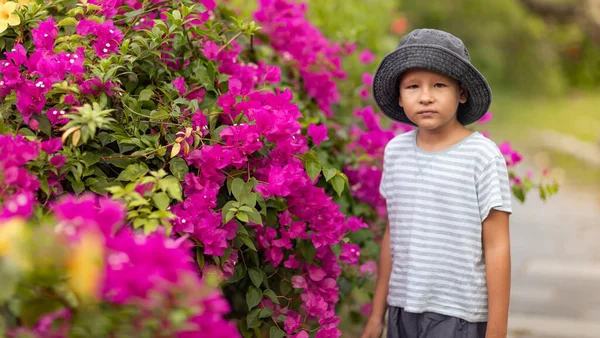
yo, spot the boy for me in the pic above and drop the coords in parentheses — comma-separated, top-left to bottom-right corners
(361, 29, 512, 338)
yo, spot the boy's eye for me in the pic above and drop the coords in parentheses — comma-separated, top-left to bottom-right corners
(406, 85, 418, 89)
(434, 83, 447, 88)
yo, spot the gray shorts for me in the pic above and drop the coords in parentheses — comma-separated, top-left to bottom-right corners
(387, 307, 487, 338)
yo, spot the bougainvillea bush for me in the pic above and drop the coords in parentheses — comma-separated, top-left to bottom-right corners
(0, 0, 558, 337)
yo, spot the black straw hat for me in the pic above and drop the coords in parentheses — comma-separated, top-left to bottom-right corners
(372, 28, 492, 126)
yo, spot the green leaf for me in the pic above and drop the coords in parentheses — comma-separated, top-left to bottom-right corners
(323, 167, 337, 182)
(269, 326, 286, 338)
(331, 243, 342, 258)
(279, 280, 292, 296)
(144, 219, 160, 235)
(263, 289, 279, 304)
(225, 210, 237, 223)
(158, 176, 183, 201)
(244, 193, 257, 207)
(57, 17, 78, 26)
(232, 178, 245, 200)
(331, 174, 345, 196)
(239, 234, 257, 251)
(539, 185, 547, 201)
(259, 307, 273, 319)
(246, 308, 261, 329)
(169, 157, 189, 181)
(249, 268, 263, 288)
(247, 210, 262, 225)
(116, 163, 149, 181)
(299, 240, 316, 264)
(246, 286, 262, 310)
(236, 211, 249, 223)
(306, 162, 321, 182)
(513, 185, 525, 202)
(72, 180, 85, 194)
(81, 152, 101, 167)
(139, 88, 154, 101)
(152, 192, 170, 211)
(196, 249, 205, 270)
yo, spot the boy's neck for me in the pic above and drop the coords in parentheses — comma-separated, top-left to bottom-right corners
(416, 120, 473, 152)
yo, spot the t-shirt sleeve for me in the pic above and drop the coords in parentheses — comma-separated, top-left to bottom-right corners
(379, 163, 389, 199)
(476, 156, 512, 222)
(379, 147, 390, 200)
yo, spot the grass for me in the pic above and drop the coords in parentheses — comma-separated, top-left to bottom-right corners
(486, 91, 600, 143)
(480, 91, 600, 187)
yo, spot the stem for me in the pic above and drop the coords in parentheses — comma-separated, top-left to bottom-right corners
(218, 31, 243, 54)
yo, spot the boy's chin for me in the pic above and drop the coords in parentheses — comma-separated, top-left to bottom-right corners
(411, 116, 457, 131)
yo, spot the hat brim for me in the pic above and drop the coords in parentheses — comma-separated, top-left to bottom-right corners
(372, 44, 492, 126)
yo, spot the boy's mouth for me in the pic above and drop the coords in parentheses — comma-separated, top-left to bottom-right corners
(417, 110, 438, 117)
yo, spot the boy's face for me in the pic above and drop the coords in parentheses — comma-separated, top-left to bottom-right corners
(398, 68, 468, 130)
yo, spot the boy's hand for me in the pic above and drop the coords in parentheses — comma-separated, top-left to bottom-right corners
(360, 316, 384, 338)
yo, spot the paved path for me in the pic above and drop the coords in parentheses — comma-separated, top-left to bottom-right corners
(508, 180, 600, 338)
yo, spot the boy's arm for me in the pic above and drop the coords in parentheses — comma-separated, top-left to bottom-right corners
(482, 209, 511, 338)
(368, 223, 393, 323)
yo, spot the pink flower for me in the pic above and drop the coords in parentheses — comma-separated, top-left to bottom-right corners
(284, 310, 301, 334)
(360, 303, 373, 316)
(15, 80, 47, 122)
(358, 49, 376, 64)
(292, 331, 309, 338)
(202, 41, 220, 60)
(0, 191, 35, 220)
(172, 77, 186, 95)
(339, 243, 360, 265)
(359, 87, 370, 100)
(49, 155, 66, 167)
(291, 275, 307, 289)
(31, 18, 58, 52)
(478, 111, 493, 124)
(80, 77, 118, 96)
(29, 119, 39, 131)
(46, 108, 68, 126)
(360, 260, 377, 276)
(283, 254, 301, 269)
(307, 266, 326, 281)
(307, 123, 329, 145)
(362, 72, 373, 87)
(41, 138, 63, 154)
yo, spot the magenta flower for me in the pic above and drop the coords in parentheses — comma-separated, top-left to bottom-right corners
(284, 310, 301, 334)
(358, 49, 376, 64)
(15, 80, 48, 122)
(307, 123, 329, 145)
(362, 72, 373, 87)
(46, 108, 68, 126)
(339, 243, 360, 265)
(202, 40, 220, 60)
(31, 18, 58, 52)
(360, 260, 377, 276)
(172, 77, 186, 95)
(49, 155, 66, 167)
(478, 111, 493, 124)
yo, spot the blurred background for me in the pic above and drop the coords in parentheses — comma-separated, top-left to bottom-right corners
(235, 0, 600, 336)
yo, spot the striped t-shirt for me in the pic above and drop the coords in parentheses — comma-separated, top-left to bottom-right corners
(380, 130, 512, 323)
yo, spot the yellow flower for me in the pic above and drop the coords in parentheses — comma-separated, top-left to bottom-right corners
(0, 1, 20, 34)
(18, 0, 32, 6)
(67, 230, 105, 303)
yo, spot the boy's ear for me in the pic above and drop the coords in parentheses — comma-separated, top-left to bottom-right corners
(459, 84, 468, 104)
(398, 93, 403, 107)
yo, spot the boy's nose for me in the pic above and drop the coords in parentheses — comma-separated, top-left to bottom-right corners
(419, 90, 434, 104)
